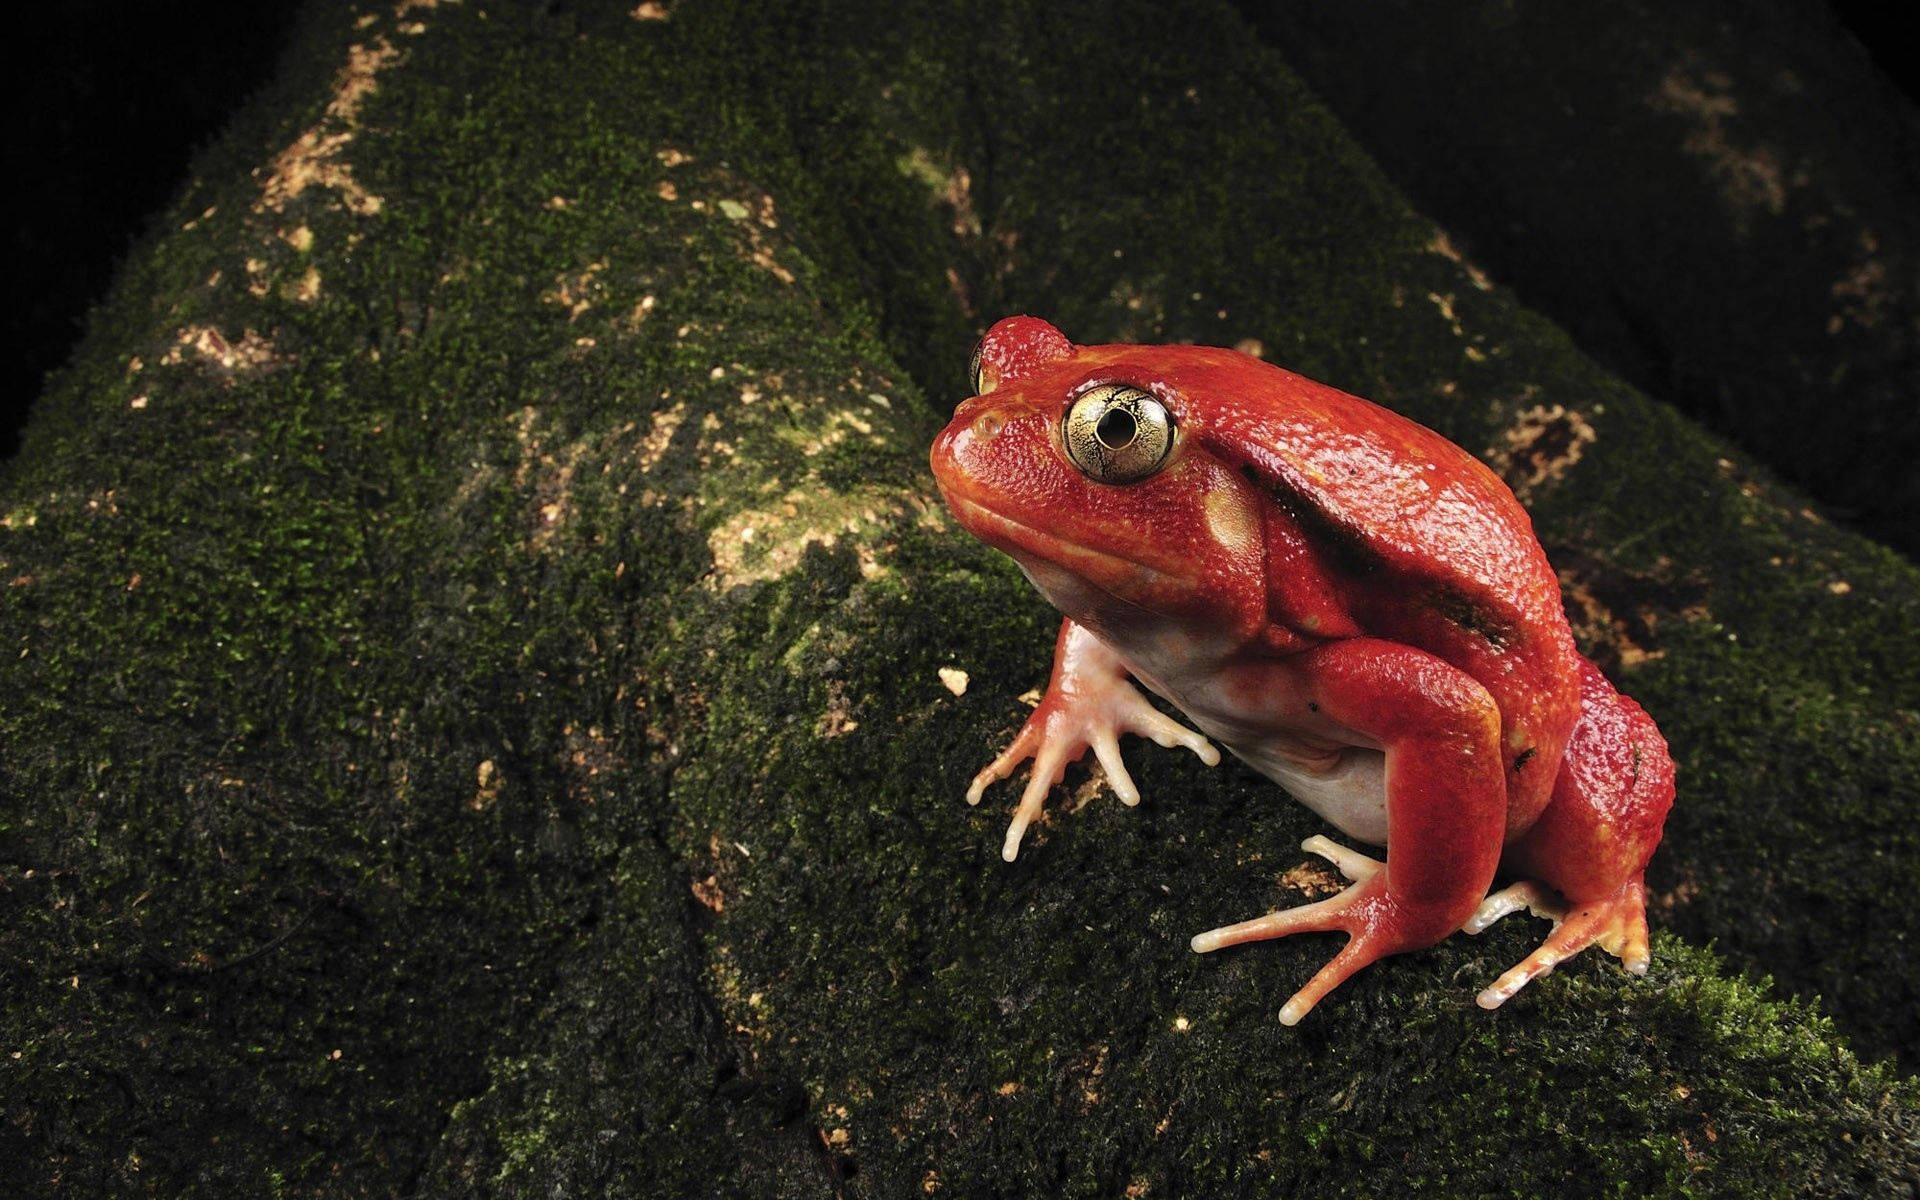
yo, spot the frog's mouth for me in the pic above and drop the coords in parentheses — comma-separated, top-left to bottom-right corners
(940, 490, 1199, 596)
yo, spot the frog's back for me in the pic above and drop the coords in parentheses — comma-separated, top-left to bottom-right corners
(1109, 344, 1584, 797)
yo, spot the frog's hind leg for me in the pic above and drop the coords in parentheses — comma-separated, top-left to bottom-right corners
(1470, 656, 1673, 1008)
(1467, 875, 1651, 1009)
(1279, 834, 1652, 1010)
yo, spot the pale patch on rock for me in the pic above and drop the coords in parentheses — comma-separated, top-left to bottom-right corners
(938, 667, 969, 696)
(471, 758, 501, 811)
(255, 37, 400, 217)
(1830, 228, 1893, 333)
(1651, 60, 1789, 231)
(545, 259, 608, 319)
(1427, 291, 1465, 337)
(751, 245, 795, 285)
(634, 402, 687, 472)
(1427, 230, 1493, 290)
(1486, 402, 1596, 501)
(705, 485, 925, 590)
(632, 2, 670, 19)
(1279, 858, 1345, 898)
(288, 265, 324, 303)
(817, 679, 860, 738)
(627, 294, 657, 329)
(1560, 577, 1662, 668)
(161, 325, 281, 377)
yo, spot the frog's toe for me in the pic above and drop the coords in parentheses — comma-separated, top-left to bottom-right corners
(1301, 834, 1382, 883)
(1090, 732, 1141, 806)
(967, 724, 1042, 806)
(1000, 741, 1074, 861)
(1463, 879, 1565, 934)
(1475, 876, 1651, 1009)
(1188, 888, 1354, 956)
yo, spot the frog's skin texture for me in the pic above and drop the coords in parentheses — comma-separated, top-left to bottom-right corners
(930, 315, 1676, 1024)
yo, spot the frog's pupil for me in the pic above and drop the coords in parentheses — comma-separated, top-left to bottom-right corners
(1096, 406, 1137, 450)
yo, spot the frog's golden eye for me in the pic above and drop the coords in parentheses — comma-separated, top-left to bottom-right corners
(968, 337, 990, 396)
(1062, 384, 1174, 484)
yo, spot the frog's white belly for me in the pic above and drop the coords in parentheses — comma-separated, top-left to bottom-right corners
(1119, 646, 1391, 848)
(1225, 740, 1389, 847)
(1015, 558, 1392, 847)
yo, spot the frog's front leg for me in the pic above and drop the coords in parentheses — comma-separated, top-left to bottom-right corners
(970, 617, 1220, 861)
(1190, 639, 1506, 1024)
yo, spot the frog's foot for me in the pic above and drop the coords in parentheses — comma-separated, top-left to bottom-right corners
(1466, 875, 1651, 1009)
(968, 675, 1218, 862)
(1190, 838, 1445, 1026)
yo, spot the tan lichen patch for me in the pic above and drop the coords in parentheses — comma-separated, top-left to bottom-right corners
(526, 439, 590, 553)
(1651, 870, 1700, 917)
(288, 265, 323, 303)
(561, 721, 620, 802)
(690, 872, 726, 912)
(704, 188, 796, 284)
(816, 679, 860, 738)
(1428, 230, 1493, 290)
(899, 146, 981, 238)
(705, 486, 924, 590)
(631, 1, 670, 18)
(706, 945, 774, 1045)
(1427, 291, 1465, 336)
(626, 293, 658, 329)
(1651, 60, 1789, 229)
(255, 36, 401, 216)
(1486, 402, 1596, 501)
(774, 402, 888, 460)
(1554, 549, 1709, 671)
(1279, 859, 1345, 898)
(160, 325, 281, 378)
(634, 401, 688, 472)
(750, 245, 795, 285)
(545, 258, 608, 319)
(471, 759, 501, 811)
(1829, 228, 1894, 333)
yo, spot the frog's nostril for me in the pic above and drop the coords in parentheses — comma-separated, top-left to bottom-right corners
(972, 411, 1004, 440)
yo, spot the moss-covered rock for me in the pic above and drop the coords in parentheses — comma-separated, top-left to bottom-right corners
(3, 0, 1916, 1195)
(1238, 0, 1920, 558)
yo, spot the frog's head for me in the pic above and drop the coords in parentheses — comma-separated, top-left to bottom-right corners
(931, 316, 1269, 646)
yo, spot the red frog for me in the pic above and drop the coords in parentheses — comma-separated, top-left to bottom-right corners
(930, 315, 1675, 1023)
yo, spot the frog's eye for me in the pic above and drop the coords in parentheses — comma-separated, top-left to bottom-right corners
(967, 337, 986, 395)
(1062, 384, 1174, 484)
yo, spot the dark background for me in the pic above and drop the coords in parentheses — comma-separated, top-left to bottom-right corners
(11, 0, 1917, 546)
(9, 1, 307, 460)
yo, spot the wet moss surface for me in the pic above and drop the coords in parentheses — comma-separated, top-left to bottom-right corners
(2, 1, 1917, 1195)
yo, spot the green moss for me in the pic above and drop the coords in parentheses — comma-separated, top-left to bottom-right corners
(3, 0, 1918, 1195)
